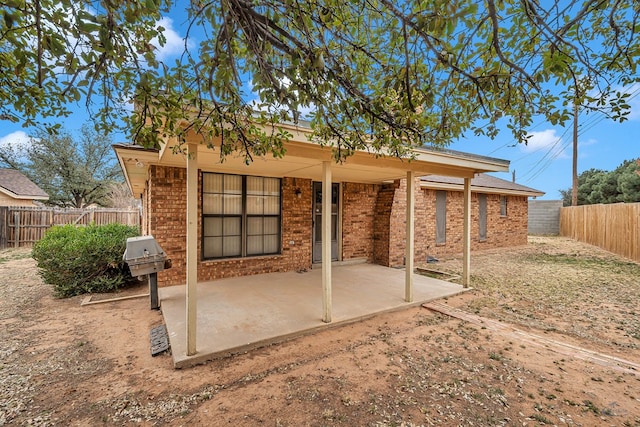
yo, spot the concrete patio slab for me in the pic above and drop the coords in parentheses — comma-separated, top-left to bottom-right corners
(159, 263, 467, 368)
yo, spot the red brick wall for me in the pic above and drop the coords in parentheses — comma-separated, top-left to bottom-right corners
(483, 193, 529, 248)
(373, 182, 397, 265)
(416, 189, 528, 262)
(341, 182, 379, 261)
(146, 166, 187, 286)
(147, 166, 313, 286)
(384, 178, 429, 266)
(144, 167, 529, 284)
(376, 178, 530, 267)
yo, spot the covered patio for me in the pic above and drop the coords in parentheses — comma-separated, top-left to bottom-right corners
(116, 121, 511, 367)
(160, 262, 466, 368)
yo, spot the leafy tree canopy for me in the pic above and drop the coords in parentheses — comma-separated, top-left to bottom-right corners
(0, 124, 123, 208)
(1, 0, 639, 161)
(560, 159, 640, 206)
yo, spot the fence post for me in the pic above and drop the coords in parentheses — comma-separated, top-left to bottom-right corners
(0, 207, 7, 249)
(13, 211, 20, 248)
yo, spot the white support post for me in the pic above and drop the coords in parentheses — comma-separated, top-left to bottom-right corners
(462, 177, 471, 287)
(322, 161, 332, 323)
(405, 171, 415, 302)
(186, 143, 198, 355)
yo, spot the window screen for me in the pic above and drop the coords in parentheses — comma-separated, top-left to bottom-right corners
(203, 173, 281, 259)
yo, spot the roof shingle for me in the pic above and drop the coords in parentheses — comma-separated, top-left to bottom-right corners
(0, 168, 49, 199)
(421, 173, 544, 196)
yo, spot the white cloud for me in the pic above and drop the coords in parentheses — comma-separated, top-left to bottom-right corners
(0, 131, 33, 165)
(522, 129, 569, 159)
(0, 131, 31, 148)
(153, 17, 190, 61)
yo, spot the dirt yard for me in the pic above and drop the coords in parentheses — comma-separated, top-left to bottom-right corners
(1, 236, 639, 426)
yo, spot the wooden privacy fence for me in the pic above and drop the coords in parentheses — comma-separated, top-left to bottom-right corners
(560, 203, 640, 263)
(0, 206, 141, 249)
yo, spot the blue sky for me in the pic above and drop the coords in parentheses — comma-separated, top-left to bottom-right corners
(1, 13, 639, 200)
(449, 90, 640, 199)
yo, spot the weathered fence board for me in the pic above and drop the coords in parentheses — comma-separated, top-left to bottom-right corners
(0, 206, 141, 249)
(0, 207, 7, 249)
(560, 203, 640, 263)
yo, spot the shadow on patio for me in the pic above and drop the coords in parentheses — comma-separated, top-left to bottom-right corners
(159, 263, 466, 368)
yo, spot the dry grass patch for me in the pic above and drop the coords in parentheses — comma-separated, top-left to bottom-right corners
(433, 236, 640, 350)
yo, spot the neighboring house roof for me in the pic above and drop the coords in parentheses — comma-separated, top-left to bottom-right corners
(0, 168, 49, 200)
(421, 173, 544, 197)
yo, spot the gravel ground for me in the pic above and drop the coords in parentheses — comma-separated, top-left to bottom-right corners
(1, 236, 639, 426)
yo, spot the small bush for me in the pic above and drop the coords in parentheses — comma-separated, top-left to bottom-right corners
(32, 223, 140, 298)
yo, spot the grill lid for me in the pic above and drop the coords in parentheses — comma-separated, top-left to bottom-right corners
(123, 235, 166, 261)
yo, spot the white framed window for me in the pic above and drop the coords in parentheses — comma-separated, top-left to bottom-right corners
(202, 173, 281, 259)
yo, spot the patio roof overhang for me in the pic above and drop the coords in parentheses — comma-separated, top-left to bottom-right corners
(114, 122, 509, 198)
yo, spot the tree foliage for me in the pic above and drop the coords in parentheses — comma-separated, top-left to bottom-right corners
(0, 0, 163, 131)
(1, 1, 640, 161)
(104, 181, 140, 208)
(560, 159, 640, 206)
(0, 124, 123, 207)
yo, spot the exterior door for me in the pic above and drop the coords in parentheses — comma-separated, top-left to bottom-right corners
(312, 182, 339, 263)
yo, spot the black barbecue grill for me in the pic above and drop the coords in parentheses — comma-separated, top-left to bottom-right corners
(123, 236, 170, 310)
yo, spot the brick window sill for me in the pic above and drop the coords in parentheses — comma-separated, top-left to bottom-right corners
(201, 253, 284, 264)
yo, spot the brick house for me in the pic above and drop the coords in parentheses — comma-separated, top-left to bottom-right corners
(115, 150, 520, 286)
(413, 173, 543, 262)
(115, 145, 527, 282)
(116, 123, 535, 354)
(0, 168, 49, 207)
(115, 150, 541, 284)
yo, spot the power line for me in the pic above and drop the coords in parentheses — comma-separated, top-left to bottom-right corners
(524, 137, 573, 183)
(517, 126, 571, 180)
(516, 85, 640, 183)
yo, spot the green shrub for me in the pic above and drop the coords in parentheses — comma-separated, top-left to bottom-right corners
(32, 223, 140, 298)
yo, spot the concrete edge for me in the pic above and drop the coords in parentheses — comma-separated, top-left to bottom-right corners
(171, 287, 471, 369)
(311, 258, 368, 269)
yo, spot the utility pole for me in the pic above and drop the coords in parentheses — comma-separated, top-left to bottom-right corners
(572, 97, 579, 206)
